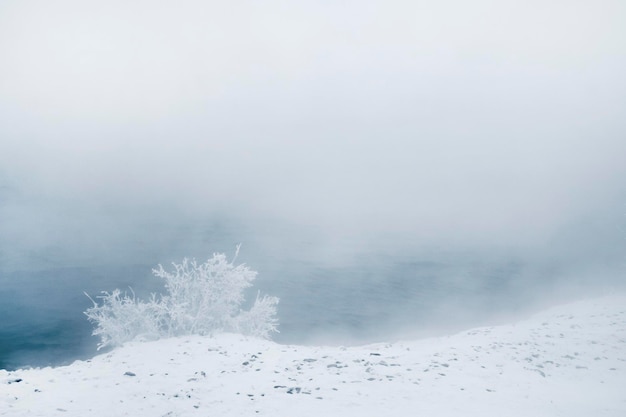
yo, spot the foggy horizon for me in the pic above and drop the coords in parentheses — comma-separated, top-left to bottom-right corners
(0, 0, 625, 369)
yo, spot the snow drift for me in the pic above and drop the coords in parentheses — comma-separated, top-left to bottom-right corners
(2, 295, 625, 417)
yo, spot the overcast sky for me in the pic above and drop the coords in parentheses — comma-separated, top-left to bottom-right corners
(1, 0, 625, 270)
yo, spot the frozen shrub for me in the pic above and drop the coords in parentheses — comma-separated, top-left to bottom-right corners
(233, 291, 280, 340)
(84, 289, 164, 350)
(84, 250, 279, 350)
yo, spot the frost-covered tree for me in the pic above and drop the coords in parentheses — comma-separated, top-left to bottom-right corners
(84, 250, 279, 350)
(83, 289, 164, 350)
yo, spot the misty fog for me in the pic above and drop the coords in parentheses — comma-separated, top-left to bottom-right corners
(1, 0, 625, 369)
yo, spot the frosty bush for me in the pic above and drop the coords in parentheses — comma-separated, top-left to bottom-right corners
(83, 289, 164, 350)
(84, 250, 279, 350)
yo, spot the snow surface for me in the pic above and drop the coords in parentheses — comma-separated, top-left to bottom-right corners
(2, 295, 625, 416)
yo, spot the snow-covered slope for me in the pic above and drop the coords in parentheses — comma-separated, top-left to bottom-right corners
(2, 295, 625, 416)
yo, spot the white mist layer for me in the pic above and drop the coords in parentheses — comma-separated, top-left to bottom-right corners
(2, 295, 625, 416)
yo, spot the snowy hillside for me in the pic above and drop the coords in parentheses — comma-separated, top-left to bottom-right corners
(2, 295, 625, 417)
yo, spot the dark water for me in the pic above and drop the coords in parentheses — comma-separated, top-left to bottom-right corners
(0, 265, 158, 370)
(0, 254, 563, 371)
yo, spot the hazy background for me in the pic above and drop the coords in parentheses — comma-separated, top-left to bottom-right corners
(1, 0, 625, 369)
